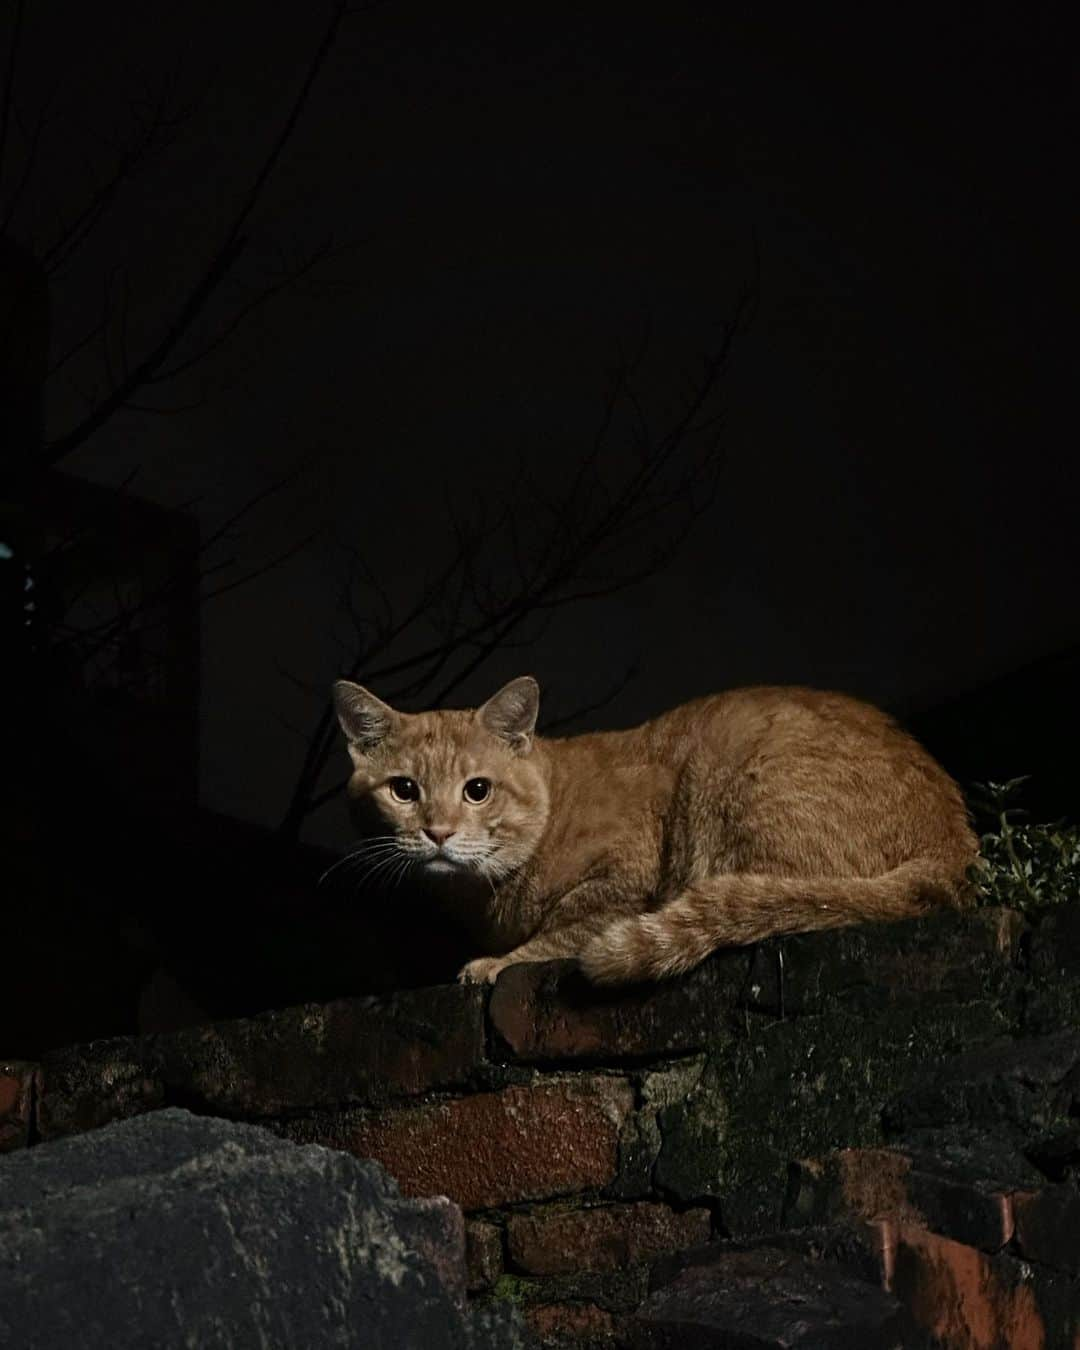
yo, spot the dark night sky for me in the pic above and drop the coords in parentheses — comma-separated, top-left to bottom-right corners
(23, 3, 1078, 843)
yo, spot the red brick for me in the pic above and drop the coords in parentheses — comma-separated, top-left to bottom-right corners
(466, 1219, 503, 1292)
(0, 1061, 37, 1152)
(889, 1223, 1049, 1350)
(286, 1077, 634, 1211)
(526, 1302, 615, 1342)
(507, 1202, 711, 1275)
(1013, 1185, 1080, 1274)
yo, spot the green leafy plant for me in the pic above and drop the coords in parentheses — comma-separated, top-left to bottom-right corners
(968, 777, 1080, 911)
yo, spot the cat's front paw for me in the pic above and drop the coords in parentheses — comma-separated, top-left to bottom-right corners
(457, 956, 509, 985)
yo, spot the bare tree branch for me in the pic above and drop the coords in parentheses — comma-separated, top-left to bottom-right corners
(277, 280, 756, 839)
(40, 1, 351, 469)
(0, 0, 26, 203)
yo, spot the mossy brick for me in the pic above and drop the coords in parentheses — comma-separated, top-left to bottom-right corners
(1026, 899, 1080, 977)
(631, 1245, 908, 1349)
(606, 1060, 706, 1202)
(882, 1027, 1080, 1138)
(1021, 900, 1080, 1033)
(488, 954, 748, 1062)
(506, 1201, 711, 1275)
(743, 907, 1023, 1018)
(281, 1077, 634, 1211)
(491, 1266, 650, 1313)
(654, 1000, 1006, 1236)
(890, 1223, 1079, 1348)
(37, 983, 488, 1138)
(0, 1062, 37, 1152)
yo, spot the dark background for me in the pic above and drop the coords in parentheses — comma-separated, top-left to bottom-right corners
(4, 2, 1077, 1052)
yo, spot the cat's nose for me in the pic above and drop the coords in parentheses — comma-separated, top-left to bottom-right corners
(423, 826, 456, 846)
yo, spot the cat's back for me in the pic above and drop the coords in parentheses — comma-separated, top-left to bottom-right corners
(643, 684, 935, 769)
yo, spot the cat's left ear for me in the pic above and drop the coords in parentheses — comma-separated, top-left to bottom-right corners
(476, 676, 539, 754)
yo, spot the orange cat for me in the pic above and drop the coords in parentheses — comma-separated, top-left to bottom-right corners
(332, 677, 977, 985)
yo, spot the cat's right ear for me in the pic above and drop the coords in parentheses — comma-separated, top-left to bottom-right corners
(332, 681, 396, 758)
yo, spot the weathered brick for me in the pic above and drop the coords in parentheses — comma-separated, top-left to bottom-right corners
(466, 1219, 504, 1292)
(488, 955, 746, 1061)
(507, 1202, 711, 1276)
(744, 906, 1023, 1017)
(0, 1061, 37, 1152)
(526, 1301, 616, 1344)
(889, 1223, 1075, 1349)
(785, 1142, 1042, 1253)
(1013, 1184, 1080, 1274)
(37, 983, 488, 1138)
(632, 1246, 907, 1349)
(156, 983, 489, 1115)
(36, 1042, 163, 1140)
(283, 1077, 634, 1211)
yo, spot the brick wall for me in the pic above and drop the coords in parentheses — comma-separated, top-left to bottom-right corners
(4, 901, 1079, 1348)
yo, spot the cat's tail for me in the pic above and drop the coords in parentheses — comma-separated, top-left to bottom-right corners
(579, 859, 971, 985)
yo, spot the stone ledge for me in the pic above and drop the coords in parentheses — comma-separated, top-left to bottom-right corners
(488, 954, 748, 1062)
(36, 982, 488, 1140)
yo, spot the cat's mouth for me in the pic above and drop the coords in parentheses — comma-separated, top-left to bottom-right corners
(423, 851, 469, 872)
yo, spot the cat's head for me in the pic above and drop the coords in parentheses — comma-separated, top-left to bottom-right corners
(332, 676, 549, 886)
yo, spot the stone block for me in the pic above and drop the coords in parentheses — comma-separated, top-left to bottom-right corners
(506, 1202, 711, 1275)
(0, 1107, 526, 1349)
(631, 1246, 908, 1348)
(0, 1061, 37, 1152)
(488, 955, 747, 1062)
(284, 1076, 635, 1211)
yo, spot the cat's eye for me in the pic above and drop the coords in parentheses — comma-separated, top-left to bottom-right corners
(463, 777, 492, 804)
(388, 776, 420, 803)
